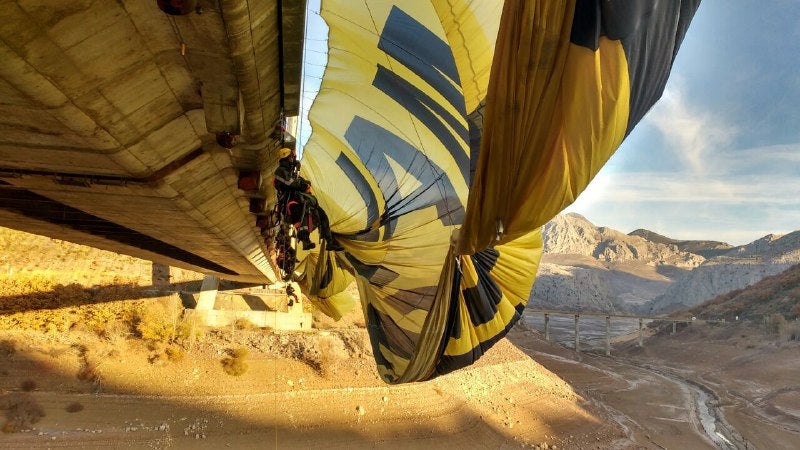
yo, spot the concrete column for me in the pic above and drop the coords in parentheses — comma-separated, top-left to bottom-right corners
(638, 318, 644, 347)
(544, 313, 550, 341)
(605, 316, 611, 356)
(196, 275, 219, 310)
(574, 314, 580, 353)
(151, 262, 170, 289)
(672, 322, 677, 334)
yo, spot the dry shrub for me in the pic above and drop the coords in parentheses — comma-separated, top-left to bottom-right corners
(765, 314, 799, 341)
(148, 344, 185, 365)
(221, 348, 249, 376)
(165, 345, 185, 362)
(77, 360, 99, 383)
(73, 344, 102, 388)
(0, 393, 45, 432)
(788, 321, 800, 341)
(234, 318, 258, 330)
(65, 402, 83, 413)
(0, 339, 15, 356)
(82, 308, 124, 338)
(135, 296, 196, 343)
(20, 380, 36, 392)
(767, 314, 788, 337)
(134, 296, 200, 364)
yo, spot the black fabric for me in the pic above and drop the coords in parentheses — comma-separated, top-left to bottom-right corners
(570, 0, 703, 135)
(344, 254, 400, 287)
(435, 303, 525, 376)
(463, 248, 503, 327)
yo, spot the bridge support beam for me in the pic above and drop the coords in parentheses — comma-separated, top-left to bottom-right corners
(196, 275, 220, 310)
(152, 262, 171, 289)
(638, 317, 644, 347)
(672, 321, 677, 334)
(605, 316, 611, 356)
(574, 314, 580, 353)
(544, 313, 550, 341)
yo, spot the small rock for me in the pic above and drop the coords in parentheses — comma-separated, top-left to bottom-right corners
(381, 396, 388, 403)
(356, 405, 366, 416)
(287, 380, 294, 387)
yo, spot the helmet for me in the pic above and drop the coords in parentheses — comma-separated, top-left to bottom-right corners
(278, 147, 292, 159)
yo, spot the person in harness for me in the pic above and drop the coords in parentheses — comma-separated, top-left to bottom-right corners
(273, 148, 343, 252)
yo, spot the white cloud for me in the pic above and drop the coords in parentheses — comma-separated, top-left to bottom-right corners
(716, 142, 800, 174)
(645, 78, 737, 174)
(574, 171, 800, 205)
(564, 168, 800, 245)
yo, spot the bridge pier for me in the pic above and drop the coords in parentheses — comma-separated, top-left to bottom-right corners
(638, 317, 644, 347)
(196, 275, 220, 310)
(574, 314, 580, 352)
(672, 321, 676, 334)
(544, 313, 550, 341)
(151, 262, 171, 289)
(605, 316, 611, 356)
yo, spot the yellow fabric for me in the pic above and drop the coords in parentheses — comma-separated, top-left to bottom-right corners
(432, 0, 501, 114)
(444, 228, 542, 358)
(301, 0, 646, 383)
(305, 0, 476, 382)
(301, 247, 355, 321)
(458, 1, 630, 254)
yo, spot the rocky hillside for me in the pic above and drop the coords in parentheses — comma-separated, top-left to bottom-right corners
(530, 214, 701, 313)
(686, 263, 800, 321)
(543, 214, 704, 268)
(628, 228, 733, 259)
(645, 231, 800, 314)
(530, 257, 614, 312)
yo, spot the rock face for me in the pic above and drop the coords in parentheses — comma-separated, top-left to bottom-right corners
(543, 214, 704, 268)
(530, 214, 800, 316)
(628, 229, 733, 259)
(646, 231, 800, 314)
(531, 214, 701, 313)
(530, 262, 614, 311)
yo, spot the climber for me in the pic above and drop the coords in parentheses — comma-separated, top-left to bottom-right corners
(273, 148, 343, 252)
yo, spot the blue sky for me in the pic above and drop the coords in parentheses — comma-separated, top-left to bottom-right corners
(300, 1, 800, 246)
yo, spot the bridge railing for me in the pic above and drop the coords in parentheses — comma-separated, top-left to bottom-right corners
(524, 309, 724, 356)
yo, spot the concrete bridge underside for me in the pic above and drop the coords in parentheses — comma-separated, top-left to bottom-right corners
(0, 0, 307, 283)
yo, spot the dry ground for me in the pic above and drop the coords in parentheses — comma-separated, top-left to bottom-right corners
(1, 228, 799, 449)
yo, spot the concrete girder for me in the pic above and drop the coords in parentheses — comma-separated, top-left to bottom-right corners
(0, 0, 303, 283)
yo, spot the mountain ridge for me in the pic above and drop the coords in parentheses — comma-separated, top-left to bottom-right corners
(532, 214, 800, 316)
